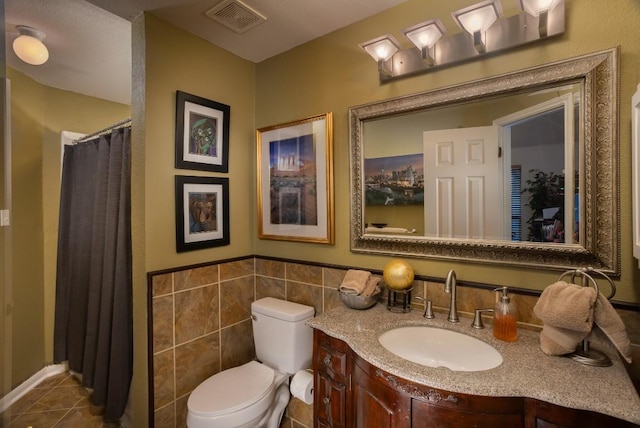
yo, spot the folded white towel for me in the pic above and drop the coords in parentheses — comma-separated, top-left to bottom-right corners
(360, 276, 380, 297)
(339, 270, 371, 295)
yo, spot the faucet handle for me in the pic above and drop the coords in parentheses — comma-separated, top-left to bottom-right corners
(423, 300, 435, 319)
(471, 308, 494, 329)
(414, 296, 435, 319)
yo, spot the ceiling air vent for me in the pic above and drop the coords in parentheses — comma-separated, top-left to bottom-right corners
(205, 0, 267, 34)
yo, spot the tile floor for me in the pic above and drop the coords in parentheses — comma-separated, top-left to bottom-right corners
(0, 372, 120, 428)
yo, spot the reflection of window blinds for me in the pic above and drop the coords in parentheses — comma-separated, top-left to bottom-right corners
(511, 166, 522, 241)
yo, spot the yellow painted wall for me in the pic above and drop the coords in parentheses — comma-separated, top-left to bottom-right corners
(131, 14, 256, 426)
(0, 0, 8, 400)
(254, 0, 640, 303)
(21, 1, 637, 424)
(8, 67, 130, 386)
(8, 67, 44, 388)
(142, 15, 255, 272)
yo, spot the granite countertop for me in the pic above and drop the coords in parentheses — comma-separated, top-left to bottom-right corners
(308, 304, 640, 425)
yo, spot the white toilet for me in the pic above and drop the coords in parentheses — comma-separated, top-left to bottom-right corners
(186, 297, 315, 428)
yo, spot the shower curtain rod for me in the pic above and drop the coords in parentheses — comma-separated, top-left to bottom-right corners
(73, 117, 132, 144)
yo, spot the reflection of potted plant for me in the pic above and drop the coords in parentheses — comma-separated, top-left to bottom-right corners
(522, 169, 564, 240)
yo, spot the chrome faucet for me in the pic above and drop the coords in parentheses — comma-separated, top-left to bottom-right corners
(445, 269, 459, 323)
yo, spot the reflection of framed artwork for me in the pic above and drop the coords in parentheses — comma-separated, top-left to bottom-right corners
(257, 113, 334, 244)
(175, 175, 230, 252)
(364, 153, 424, 206)
(175, 90, 230, 172)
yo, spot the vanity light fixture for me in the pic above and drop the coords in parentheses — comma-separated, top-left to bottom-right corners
(360, 0, 565, 82)
(359, 35, 401, 77)
(13, 25, 49, 66)
(403, 19, 446, 66)
(517, 0, 561, 37)
(451, 0, 503, 53)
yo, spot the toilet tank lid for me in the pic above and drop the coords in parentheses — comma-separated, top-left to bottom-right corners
(251, 297, 314, 321)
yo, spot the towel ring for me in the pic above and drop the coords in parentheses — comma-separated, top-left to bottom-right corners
(557, 267, 616, 300)
(557, 266, 616, 367)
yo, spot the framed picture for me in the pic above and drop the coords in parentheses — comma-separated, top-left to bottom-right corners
(364, 153, 424, 206)
(175, 90, 230, 172)
(257, 113, 334, 244)
(175, 175, 230, 252)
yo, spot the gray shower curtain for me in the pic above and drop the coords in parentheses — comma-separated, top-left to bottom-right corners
(53, 125, 132, 422)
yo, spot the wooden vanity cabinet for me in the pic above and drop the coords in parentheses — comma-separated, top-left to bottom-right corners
(313, 330, 637, 428)
(353, 354, 411, 427)
(524, 398, 639, 428)
(353, 352, 522, 428)
(410, 387, 523, 427)
(314, 330, 352, 428)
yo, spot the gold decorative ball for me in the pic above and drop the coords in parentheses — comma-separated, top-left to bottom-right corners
(382, 259, 414, 290)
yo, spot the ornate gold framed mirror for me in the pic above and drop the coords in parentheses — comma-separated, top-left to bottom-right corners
(349, 47, 619, 274)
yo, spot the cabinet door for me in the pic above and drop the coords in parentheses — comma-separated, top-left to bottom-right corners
(315, 371, 347, 428)
(315, 341, 349, 382)
(353, 359, 411, 428)
(314, 330, 351, 382)
(412, 398, 523, 428)
(525, 398, 638, 428)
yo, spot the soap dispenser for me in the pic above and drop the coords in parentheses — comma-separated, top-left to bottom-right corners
(493, 287, 518, 342)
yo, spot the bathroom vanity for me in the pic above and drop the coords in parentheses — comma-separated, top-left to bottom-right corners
(309, 305, 640, 428)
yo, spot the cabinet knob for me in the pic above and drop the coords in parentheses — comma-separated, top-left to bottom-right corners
(323, 397, 331, 404)
(323, 356, 331, 366)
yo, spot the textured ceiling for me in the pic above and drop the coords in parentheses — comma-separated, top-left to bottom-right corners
(5, 0, 132, 104)
(4, 0, 408, 105)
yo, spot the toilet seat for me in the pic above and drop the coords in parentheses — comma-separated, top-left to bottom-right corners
(188, 361, 275, 418)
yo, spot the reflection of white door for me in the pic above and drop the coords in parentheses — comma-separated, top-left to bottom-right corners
(494, 93, 576, 244)
(423, 126, 503, 239)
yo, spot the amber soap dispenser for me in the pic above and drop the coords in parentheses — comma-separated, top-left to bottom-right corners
(493, 287, 518, 342)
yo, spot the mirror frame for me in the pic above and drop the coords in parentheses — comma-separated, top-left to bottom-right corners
(349, 47, 619, 275)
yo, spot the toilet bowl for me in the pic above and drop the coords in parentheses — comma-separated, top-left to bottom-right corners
(186, 297, 315, 428)
(187, 361, 289, 428)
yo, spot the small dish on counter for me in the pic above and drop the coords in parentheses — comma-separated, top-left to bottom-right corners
(338, 288, 381, 310)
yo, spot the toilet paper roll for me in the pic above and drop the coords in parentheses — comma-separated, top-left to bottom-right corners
(290, 370, 314, 405)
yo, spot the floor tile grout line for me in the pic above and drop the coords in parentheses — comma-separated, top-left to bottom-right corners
(1, 371, 121, 427)
(51, 407, 75, 427)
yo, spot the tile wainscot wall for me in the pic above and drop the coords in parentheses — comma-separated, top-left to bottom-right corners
(148, 257, 640, 428)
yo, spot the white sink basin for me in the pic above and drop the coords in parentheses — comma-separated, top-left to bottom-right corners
(378, 326, 503, 372)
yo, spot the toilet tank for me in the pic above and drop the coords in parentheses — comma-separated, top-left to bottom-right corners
(251, 297, 315, 374)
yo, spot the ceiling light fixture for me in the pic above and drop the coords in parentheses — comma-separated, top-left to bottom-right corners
(403, 19, 446, 66)
(451, 0, 503, 53)
(517, 0, 561, 37)
(13, 25, 49, 66)
(359, 35, 401, 77)
(359, 0, 565, 82)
